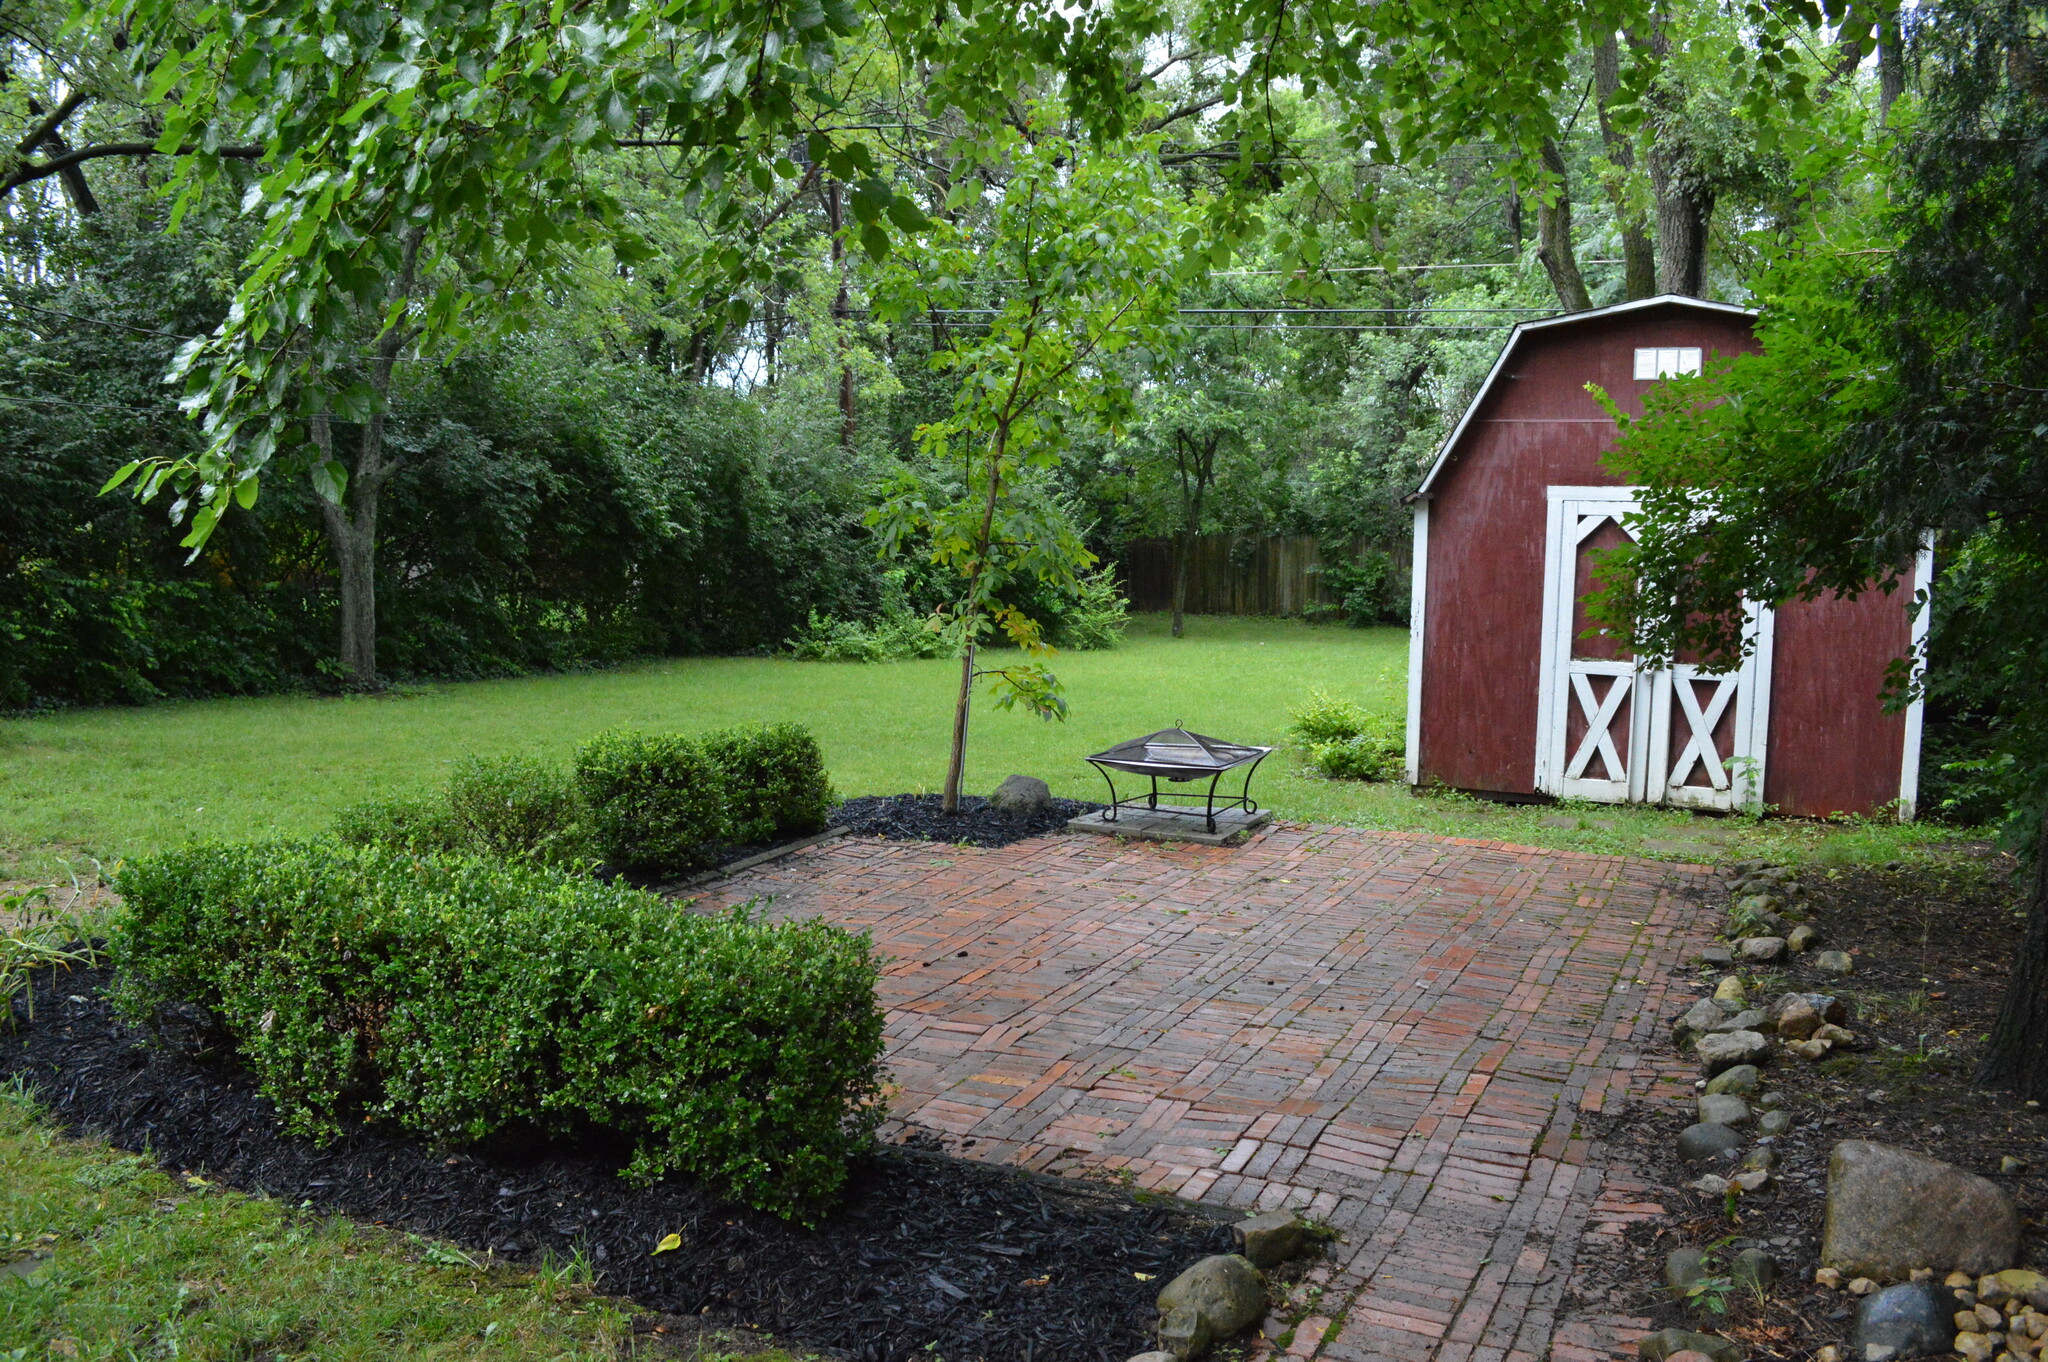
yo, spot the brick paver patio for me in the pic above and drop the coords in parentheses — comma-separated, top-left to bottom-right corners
(693, 822, 1707, 1362)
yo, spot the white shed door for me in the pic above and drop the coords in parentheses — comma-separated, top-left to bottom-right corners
(1537, 488, 1774, 811)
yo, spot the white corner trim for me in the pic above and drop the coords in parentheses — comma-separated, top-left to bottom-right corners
(1410, 294, 1758, 503)
(1404, 501, 1430, 787)
(1898, 540, 1936, 821)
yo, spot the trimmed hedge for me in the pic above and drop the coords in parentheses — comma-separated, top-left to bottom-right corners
(109, 841, 886, 1219)
(574, 730, 730, 870)
(704, 723, 835, 845)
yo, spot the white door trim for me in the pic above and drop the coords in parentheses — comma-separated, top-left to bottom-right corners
(1404, 501, 1430, 786)
(1898, 540, 1935, 820)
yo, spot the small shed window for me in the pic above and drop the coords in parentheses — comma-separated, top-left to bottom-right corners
(1633, 346, 1703, 379)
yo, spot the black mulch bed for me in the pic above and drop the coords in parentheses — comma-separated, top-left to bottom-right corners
(5, 964, 1231, 1362)
(831, 794, 1105, 849)
(1565, 851, 2047, 1361)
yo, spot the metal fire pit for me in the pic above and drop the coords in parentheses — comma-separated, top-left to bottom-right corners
(1085, 727, 1273, 834)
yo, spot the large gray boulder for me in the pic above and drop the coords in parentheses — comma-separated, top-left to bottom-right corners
(989, 774, 1052, 820)
(1156, 1254, 1266, 1359)
(1848, 1280, 1965, 1362)
(1696, 1031, 1770, 1075)
(1822, 1141, 2021, 1280)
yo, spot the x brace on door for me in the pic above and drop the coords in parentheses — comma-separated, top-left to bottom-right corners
(1565, 672, 1631, 783)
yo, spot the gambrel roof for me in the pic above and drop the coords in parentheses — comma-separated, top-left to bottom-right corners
(1408, 294, 1755, 502)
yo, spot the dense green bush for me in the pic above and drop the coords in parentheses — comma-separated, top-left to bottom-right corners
(575, 730, 729, 870)
(1041, 565, 1131, 650)
(331, 795, 467, 855)
(332, 757, 589, 866)
(446, 755, 592, 866)
(784, 607, 949, 662)
(109, 842, 886, 1219)
(704, 724, 835, 845)
(1288, 690, 1405, 782)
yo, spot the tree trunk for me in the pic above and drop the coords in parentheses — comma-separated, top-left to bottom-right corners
(311, 412, 386, 689)
(1877, 18, 1906, 124)
(825, 179, 857, 449)
(942, 638, 976, 812)
(1171, 531, 1191, 638)
(1535, 137, 1592, 312)
(1980, 816, 2048, 1099)
(1594, 36, 1658, 300)
(942, 419, 1012, 815)
(1648, 138, 1713, 296)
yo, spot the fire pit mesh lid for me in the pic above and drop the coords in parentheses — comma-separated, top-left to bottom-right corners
(1086, 727, 1269, 774)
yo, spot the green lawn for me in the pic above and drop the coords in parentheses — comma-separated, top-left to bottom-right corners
(0, 613, 1970, 873)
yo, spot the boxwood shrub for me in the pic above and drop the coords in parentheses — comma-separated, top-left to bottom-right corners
(109, 841, 886, 1219)
(704, 723, 835, 845)
(575, 730, 729, 870)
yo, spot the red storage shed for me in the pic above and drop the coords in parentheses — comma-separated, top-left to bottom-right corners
(1402, 295, 1930, 819)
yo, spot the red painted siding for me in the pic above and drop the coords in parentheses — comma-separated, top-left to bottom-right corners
(1418, 304, 1759, 796)
(1764, 588, 1915, 818)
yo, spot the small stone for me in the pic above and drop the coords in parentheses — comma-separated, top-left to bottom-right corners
(1980, 1306, 2009, 1331)
(1710, 1009, 1772, 1035)
(1817, 1267, 1844, 1288)
(1157, 1305, 1208, 1360)
(1736, 892, 1786, 919)
(989, 774, 1053, 819)
(1788, 924, 1821, 953)
(1698, 1094, 1753, 1128)
(1967, 1312, 1997, 1334)
(1852, 1278, 1880, 1295)
(1739, 936, 1787, 962)
(1666, 1247, 1714, 1299)
(1697, 1031, 1770, 1075)
(1731, 1248, 1780, 1292)
(1816, 950, 1857, 975)
(1817, 1347, 1842, 1362)
(2002, 1157, 2029, 1176)
(1731, 1168, 1772, 1192)
(1757, 1091, 1786, 1109)
(1815, 1023, 1858, 1046)
(1850, 1280, 1966, 1361)
(1911, 1268, 1936, 1283)
(1674, 999, 1728, 1047)
(1982, 1279, 2015, 1308)
(1757, 1109, 1794, 1137)
(1129, 1353, 1181, 1362)
(1698, 945, 1736, 968)
(1705, 1065, 1761, 1095)
(1233, 1211, 1307, 1269)
(1791, 1038, 1834, 1061)
(1714, 977, 1748, 1006)
(1959, 1332, 1997, 1362)
(1772, 996, 1824, 1040)
(1636, 1328, 1743, 1362)
(1678, 1123, 1748, 1164)
(1950, 1273, 1979, 1290)
(1993, 1272, 2048, 1309)
(1740, 1147, 1778, 1172)
(1688, 1174, 1731, 1195)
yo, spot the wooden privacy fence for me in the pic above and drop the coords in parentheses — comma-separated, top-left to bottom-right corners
(1116, 534, 1367, 617)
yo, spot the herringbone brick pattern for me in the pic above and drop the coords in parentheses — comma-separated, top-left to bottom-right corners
(691, 822, 1710, 1362)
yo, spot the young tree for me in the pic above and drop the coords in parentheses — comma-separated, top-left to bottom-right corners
(869, 129, 1185, 814)
(1590, 0, 2048, 1095)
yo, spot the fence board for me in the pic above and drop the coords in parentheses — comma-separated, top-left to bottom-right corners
(1116, 535, 1345, 617)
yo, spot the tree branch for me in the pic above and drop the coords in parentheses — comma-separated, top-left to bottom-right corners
(0, 139, 263, 200)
